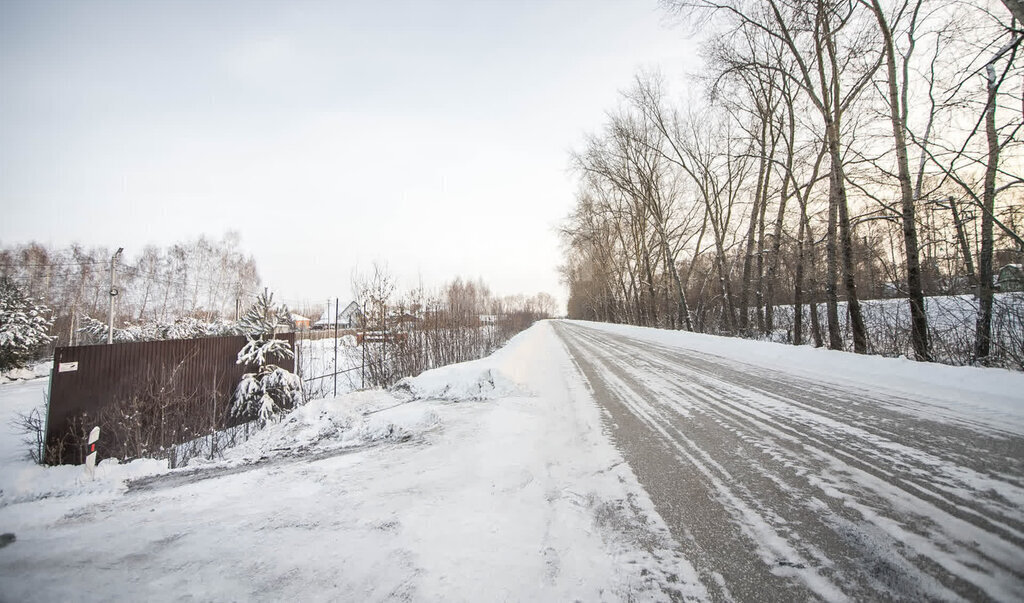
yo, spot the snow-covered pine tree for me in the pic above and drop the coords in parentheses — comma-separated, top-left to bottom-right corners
(231, 290, 301, 423)
(76, 315, 134, 343)
(0, 278, 55, 372)
(76, 314, 238, 344)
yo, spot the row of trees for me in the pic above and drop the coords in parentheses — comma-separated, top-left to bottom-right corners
(348, 266, 556, 388)
(0, 232, 261, 349)
(561, 0, 1023, 366)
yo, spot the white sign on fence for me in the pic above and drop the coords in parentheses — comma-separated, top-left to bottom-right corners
(58, 362, 79, 373)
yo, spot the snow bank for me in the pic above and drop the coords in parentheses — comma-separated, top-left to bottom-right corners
(0, 376, 174, 505)
(396, 364, 524, 401)
(1, 361, 50, 382)
(394, 328, 538, 402)
(0, 457, 167, 505)
(223, 390, 441, 461)
(358, 402, 441, 442)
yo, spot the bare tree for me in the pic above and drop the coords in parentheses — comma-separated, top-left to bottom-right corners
(864, 0, 932, 360)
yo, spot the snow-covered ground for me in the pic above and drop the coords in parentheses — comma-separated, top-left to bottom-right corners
(0, 322, 700, 601)
(293, 334, 364, 397)
(771, 292, 1024, 367)
(0, 361, 50, 383)
(1, 320, 1022, 600)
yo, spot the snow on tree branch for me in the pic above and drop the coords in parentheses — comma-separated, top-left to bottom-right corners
(231, 290, 302, 423)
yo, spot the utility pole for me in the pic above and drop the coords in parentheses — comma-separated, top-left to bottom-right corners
(107, 247, 123, 344)
(333, 298, 339, 398)
(361, 301, 366, 389)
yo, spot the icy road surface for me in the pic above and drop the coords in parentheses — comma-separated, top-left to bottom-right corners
(554, 320, 1024, 601)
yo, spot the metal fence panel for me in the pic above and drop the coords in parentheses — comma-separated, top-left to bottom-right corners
(46, 334, 294, 465)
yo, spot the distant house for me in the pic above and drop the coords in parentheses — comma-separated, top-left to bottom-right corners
(290, 314, 311, 330)
(997, 264, 1024, 292)
(479, 314, 498, 325)
(314, 301, 362, 329)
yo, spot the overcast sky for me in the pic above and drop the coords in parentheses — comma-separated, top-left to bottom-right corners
(0, 0, 698, 310)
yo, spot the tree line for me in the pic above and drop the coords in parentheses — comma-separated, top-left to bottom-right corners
(0, 232, 261, 349)
(349, 265, 556, 387)
(561, 0, 1023, 367)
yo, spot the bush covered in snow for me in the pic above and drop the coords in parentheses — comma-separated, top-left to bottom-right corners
(0, 278, 54, 372)
(234, 365, 302, 423)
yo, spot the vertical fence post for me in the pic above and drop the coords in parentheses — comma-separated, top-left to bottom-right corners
(84, 426, 100, 479)
(333, 298, 339, 398)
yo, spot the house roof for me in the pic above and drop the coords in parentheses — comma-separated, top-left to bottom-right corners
(314, 301, 361, 326)
(997, 264, 1024, 283)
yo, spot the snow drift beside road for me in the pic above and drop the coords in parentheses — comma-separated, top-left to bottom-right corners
(395, 355, 528, 402)
(223, 391, 442, 462)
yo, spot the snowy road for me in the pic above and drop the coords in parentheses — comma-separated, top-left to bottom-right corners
(2, 321, 1023, 601)
(554, 321, 1024, 601)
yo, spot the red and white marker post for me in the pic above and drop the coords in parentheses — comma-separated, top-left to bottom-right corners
(85, 426, 100, 479)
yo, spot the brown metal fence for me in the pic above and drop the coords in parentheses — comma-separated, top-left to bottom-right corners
(46, 333, 295, 465)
